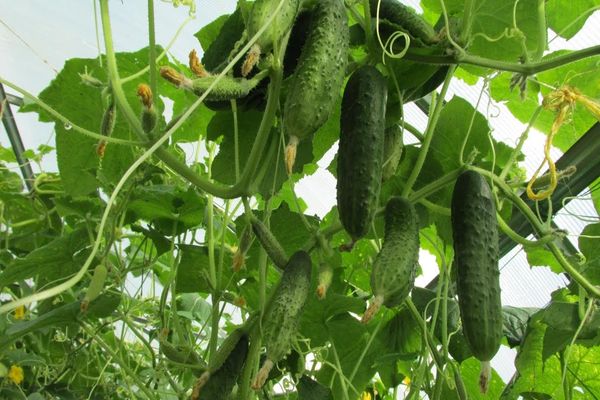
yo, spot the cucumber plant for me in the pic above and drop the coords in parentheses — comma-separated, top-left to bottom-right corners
(1, 0, 600, 399)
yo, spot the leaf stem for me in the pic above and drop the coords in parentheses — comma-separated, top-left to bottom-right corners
(147, 0, 158, 115)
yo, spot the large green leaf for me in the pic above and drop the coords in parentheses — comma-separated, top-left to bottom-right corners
(579, 223, 600, 285)
(469, 0, 543, 63)
(546, 0, 600, 39)
(503, 306, 539, 347)
(126, 185, 206, 235)
(175, 245, 234, 294)
(316, 313, 386, 400)
(0, 228, 90, 288)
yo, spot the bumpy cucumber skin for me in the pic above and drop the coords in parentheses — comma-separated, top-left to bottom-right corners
(371, 197, 419, 307)
(247, 0, 300, 52)
(283, 0, 349, 142)
(337, 66, 387, 240)
(198, 335, 249, 400)
(263, 251, 312, 364)
(369, 0, 436, 44)
(451, 170, 502, 363)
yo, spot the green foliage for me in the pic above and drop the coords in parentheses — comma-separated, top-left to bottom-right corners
(2, 1, 599, 399)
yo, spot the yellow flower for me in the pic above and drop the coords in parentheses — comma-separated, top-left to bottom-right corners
(361, 392, 372, 400)
(8, 365, 24, 385)
(13, 305, 26, 320)
(403, 376, 411, 386)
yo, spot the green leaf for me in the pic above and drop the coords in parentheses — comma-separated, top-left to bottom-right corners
(579, 223, 600, 285)
(469, 0, 542, 64)
(316, 313, 386, 400)
(505, 319, 564, 399)
(441, 358, 505, 399)
(0, 145, 17, 163)
(426, 97, 493, 174)
(127, 185, 206, 235)
(420, 0, 464, 15)
(546, 0, 600, 39)
(0, 294, 119, 350)
(301, 293, 365, 347)
(525, 246, 562, 274)
(195, 14, 230, 52)
(175, 245, 233, 294)
(298, 375, 333, 400)
(503, 306, 539, 347)
(0, 228, 90, 288)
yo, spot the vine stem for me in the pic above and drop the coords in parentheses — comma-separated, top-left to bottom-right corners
(81, 323, 159, 400)
(402, 65, 457, 197)
(470, 166, 600, 298)
(147, 0, 158, 117)
(499, 106, 542, 182)
(348, 315, 385, 382)
(404, 44, 600, 74)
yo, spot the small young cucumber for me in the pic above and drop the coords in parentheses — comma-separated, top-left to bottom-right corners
(242, 0, 300, 76)
(251, 217, 288, 270)
(451, 170, 502, 394)
(382, 124, 403, 181)
(283, 0, 349, 174)
(337, 65, 387, 241)
(159, 66, 267, 102)
(362, 197, 419, 323)
(81, 263, 108, 312)
(252, 251, 312, 389)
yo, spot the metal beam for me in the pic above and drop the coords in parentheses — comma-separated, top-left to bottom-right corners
(1, 83, 34, 191)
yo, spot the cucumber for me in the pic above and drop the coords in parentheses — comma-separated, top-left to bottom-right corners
(337, 65, 387, 240)
(362, 197, 419, 323)
(80, 263, 108, 312)
(283, 0, 349, 174)
(451, 170, 502, 394)
(382, 124, 403, 181)
(251, 217, 288, 270)
(252, 251, 312, 389)
(192, 334, 249, 400)
(242, 0, 300, 76)
(369, 0, 436, 45)
(160, 66, 269, 102)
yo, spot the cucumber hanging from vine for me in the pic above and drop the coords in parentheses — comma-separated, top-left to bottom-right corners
(362, 197, 419, 323)
(283, 0, 349, 174)
(252, 251, 312, 389)
(451, 170, 502, 394)
(337, 65, 387, 241)
(241, 0, 300, 76)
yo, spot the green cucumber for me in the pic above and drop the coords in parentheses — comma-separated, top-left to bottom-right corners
(252, 251, 312, 389)
(80, 263, 108, 312)
(192, 334, 249, 400)
(283, 0, 349, 174)
(337, 65, 387, 240)
(251, 217, 288, 270)
(242, 0, 300, 76)
(451, 170, 502, 394)
(362, 197, 419, 323)
(369, 0, 436, 45)
(382, 124, 403, 181)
